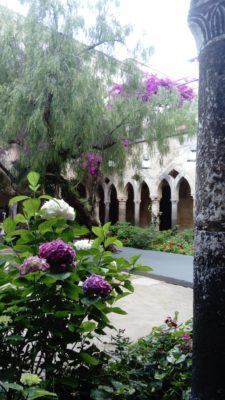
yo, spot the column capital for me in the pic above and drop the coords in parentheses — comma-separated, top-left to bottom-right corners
(188, 1, 225, 53)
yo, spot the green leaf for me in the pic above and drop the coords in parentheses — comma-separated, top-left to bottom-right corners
(24, 388, 57, 399)
(27, 171, 40, 187)
(23, 199, 41, 218)
(73, 225, 89, 236)
(103, 222, 111, 234)
(9, 195, 30, 206)
(63, 283, 82, 300)
(3, 218, 16, 234)
(15, 213, 28, 224)
(80, 321, 97, 332)
(39, 195, 52, 201)
(107, 307, 127, 315)
(104, 237, 118, 248)
(0, 382, 23, 392)
(47, 272, 71, 280)
(38, 219, 58, 233)
(80, 352, 99, 365)
(92, 226, 104, 239)
(129, 255, 140, 265)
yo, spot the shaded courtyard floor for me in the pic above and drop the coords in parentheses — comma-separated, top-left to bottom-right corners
(109, 275, 193, 342)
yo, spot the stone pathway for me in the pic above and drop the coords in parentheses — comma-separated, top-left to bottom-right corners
(109, 275, 193, 341)
(117, 247, 193, 287)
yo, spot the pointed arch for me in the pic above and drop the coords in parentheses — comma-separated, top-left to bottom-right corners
(177, 178, 193, 229)
(96, 184, 105, 225)
(109, 184, 119, 224)
(125, 182, 135, 225)
(159, 179, 172, 230)
(139, 181, 151, 227)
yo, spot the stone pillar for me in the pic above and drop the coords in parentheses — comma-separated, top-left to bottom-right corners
(94, 200, 100, 224)
(171, 199, 178, 228)
(189, 2, 225, 398)
(118, 199, 126, 222)
(105, 201, 110, 222)
(151, 198, 160, 228)
(134, 200, 140, 226)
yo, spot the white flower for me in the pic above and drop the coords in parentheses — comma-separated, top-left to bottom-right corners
(74, 239, 94, 250)
(110, 261, 117, 267)
(20, 373, 42, 387)
(41, 198, 75, 221)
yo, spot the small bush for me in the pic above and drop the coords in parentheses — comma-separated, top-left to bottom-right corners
(92, 318, 192, 399)
(110, 223, 193, 255)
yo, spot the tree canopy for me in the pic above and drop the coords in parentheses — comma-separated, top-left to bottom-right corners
(0, 0, 197, 185)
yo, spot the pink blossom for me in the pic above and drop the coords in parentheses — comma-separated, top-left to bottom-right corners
(18, 256, 50, 276)
(86, 153, 102, 176)
(122, 138, 129, 148)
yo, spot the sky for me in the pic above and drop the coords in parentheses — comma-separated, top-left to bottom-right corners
(0, 0, 198, 85)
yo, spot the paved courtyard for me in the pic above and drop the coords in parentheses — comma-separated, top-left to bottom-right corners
(109, 275, 193, 341)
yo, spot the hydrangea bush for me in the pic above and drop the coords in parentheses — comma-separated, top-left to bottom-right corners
(0, 172, 149, 400)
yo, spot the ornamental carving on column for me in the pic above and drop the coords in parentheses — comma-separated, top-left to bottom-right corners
(189, 1, 225, 50)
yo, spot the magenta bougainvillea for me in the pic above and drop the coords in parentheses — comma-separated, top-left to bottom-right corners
(110, 74, 194, 105)
(38, 239, 76, 271)
(122, 138, 129, 148)
(83, 274, 112, 297)
(86, 152, 102, 176)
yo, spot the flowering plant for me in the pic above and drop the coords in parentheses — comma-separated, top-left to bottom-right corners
(41, 198, 75, 221)
(0, 171, 148, 399)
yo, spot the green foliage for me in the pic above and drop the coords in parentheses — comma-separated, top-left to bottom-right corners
(0, 172, 147, 399)
(110, 222, 193, 255)
(91, 320, 192, 400)
(0, 0, 196, 180)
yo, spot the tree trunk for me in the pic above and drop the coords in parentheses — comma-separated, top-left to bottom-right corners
(189, 2, 225, 399)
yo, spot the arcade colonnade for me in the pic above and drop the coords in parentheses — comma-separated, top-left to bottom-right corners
(78, 170, 195, 230)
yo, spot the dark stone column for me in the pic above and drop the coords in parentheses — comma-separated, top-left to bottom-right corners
(189, 1, 225, 399)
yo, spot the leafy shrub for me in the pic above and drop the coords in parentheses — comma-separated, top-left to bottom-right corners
(110, 223, 193, 255)
(0, 172, 148, 400)
(92, 318, 192, 400)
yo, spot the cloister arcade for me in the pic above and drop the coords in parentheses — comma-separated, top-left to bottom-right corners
(93, 171, 194, 230)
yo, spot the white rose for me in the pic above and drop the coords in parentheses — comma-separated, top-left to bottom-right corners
(41, 198, 75, 221)
(74, 239, 94, 250)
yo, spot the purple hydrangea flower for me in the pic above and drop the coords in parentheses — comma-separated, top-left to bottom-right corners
(38, 239, 76, 271)
(19, 256, 50, 276)
(83, 274, 112, 298)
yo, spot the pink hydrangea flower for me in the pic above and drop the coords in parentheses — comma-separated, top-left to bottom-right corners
(83, 274, 112, 298)
(38, 239, 76, 271)
(19, 256, 50, 276)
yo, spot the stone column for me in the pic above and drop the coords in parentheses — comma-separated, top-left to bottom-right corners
(105, 201, 110, 222)
(118, 199, 126, 222)
(171, 199, 178, 228)
(134, 200, 140, 226)
(94, 200, 100, 224)
(189, 2, 225, 398)
(151, 198, 160, 228)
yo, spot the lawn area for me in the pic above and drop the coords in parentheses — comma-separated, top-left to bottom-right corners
(110, 222, 193, 255)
